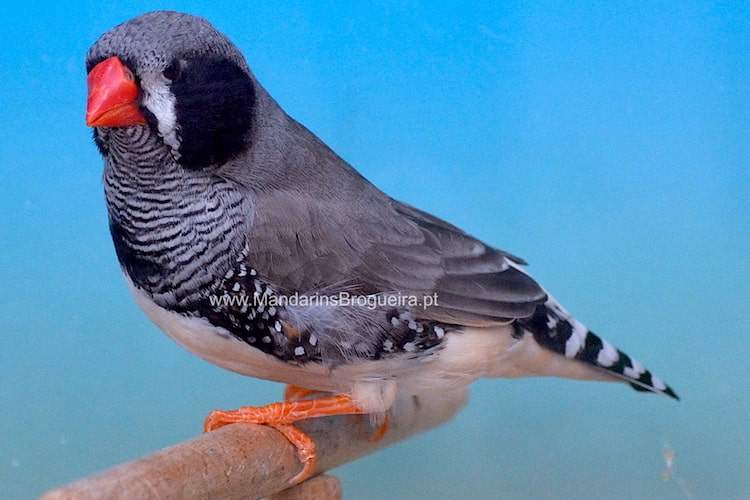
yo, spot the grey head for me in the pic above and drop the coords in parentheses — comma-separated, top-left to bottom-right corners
(86, 11, 258, 169)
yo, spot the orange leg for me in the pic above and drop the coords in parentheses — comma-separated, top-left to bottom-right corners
(204, 394, 366, 484)
(283, 384, 325, 402)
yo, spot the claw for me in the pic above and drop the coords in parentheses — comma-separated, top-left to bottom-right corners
(275, 424, 317, 484)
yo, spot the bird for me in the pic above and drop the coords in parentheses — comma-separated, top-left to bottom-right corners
(85, 11, 678, 484)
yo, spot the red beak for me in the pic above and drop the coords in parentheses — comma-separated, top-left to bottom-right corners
(86, 56, 147, 127)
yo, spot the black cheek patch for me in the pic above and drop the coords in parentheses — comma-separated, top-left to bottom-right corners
(170, 57, 255, 169)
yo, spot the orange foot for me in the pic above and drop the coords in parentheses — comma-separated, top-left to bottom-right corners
(282, 384, 390, 441)
(204, 394, 366, 484)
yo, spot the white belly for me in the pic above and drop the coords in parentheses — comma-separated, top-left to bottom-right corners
(128, 279, 605, 412)
(130, 281, 343, 391)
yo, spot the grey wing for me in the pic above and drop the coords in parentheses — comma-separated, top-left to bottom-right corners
(247, 190, 546, 327)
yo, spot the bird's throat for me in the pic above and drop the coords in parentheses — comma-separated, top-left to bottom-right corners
(102, 128, 247, 309)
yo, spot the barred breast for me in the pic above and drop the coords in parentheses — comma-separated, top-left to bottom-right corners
(102, 125, 248, 308)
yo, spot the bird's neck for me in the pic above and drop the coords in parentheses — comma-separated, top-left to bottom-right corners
(103, 126, 248, 309)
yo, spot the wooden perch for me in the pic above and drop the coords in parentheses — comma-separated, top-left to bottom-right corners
(41, 390, 467, 499)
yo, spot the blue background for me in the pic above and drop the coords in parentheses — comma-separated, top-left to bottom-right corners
(1, 1, 748, 498)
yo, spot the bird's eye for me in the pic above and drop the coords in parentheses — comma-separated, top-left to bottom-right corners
(162, 60, 181, 81)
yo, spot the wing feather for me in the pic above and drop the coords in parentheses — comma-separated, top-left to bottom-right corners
(246, 191, 546, 325)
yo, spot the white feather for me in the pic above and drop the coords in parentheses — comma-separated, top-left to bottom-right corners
(141, 79, 181, 157)
(128, 277, 618, 414)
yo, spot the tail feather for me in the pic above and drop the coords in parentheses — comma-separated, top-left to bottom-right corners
(519, 296, 679, 400)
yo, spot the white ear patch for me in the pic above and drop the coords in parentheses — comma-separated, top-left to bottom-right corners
(141, 78, 182, 159)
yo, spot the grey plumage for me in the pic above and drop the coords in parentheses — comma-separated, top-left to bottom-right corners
(87, 11, 677, 401)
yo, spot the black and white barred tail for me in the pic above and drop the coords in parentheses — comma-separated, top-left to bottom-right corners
(518, 296, 679, 400)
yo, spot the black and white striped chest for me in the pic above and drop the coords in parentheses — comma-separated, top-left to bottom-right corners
(102, 129, 248, 308)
